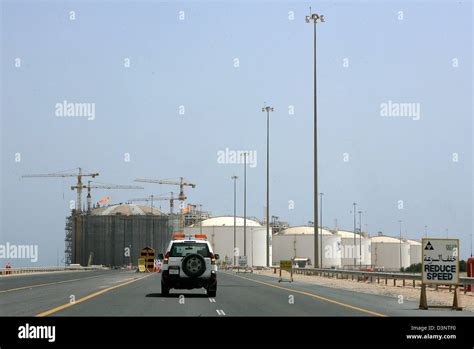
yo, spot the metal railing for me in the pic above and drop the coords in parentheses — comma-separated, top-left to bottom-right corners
(0, 265, 106, 276)
(274, 267, 474, 294)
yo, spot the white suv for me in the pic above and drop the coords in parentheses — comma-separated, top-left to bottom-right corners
(161, 234, 219, 297)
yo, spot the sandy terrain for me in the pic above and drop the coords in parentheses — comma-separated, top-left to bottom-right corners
(253, 269, 474, 313)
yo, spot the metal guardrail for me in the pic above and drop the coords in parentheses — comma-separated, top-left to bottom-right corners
(0, 266, 106, 276)
(277, 267, 474, 294)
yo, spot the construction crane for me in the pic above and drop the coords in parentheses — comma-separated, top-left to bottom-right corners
(71, 181, 144, 213)
(134, 177, 196, 202)
(134, 177, 196, 232)
(22, 167, 99, 213)
(128, 192, 179, 214)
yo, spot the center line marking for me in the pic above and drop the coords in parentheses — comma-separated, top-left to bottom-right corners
(216, 309, 226, 316)
(209, 298, 216, 303)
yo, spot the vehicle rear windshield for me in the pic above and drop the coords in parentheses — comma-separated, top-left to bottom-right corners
(170, 242, 211, 258)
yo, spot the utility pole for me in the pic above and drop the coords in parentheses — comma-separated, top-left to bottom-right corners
(232, 175, 238, 266)
(305, 9, 325, 268)
(262, 105, 274, 267)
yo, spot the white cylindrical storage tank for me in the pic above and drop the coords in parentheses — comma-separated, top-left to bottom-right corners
(406, 239, 422, 266)
(335, 230, 371, 268)
(272, 226, 342, 268)
(184, 216, 269, 267)
(371, 235, 410, 271)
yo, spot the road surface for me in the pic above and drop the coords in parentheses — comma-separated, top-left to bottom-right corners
(1, 269, 471, 316)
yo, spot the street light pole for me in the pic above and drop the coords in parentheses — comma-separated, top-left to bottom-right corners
(262, 105, 274, 267)
(319, 192, 324, 268)
(358, 210, 362, 267)
(151, 194, 154, 249)
(198, 204, 203, 235)
(306, 10, 325, 269)
(352, 202, 357, 267)
(231, 175, 238, 266)
(424, 225, 428, 238)
(242, 152, 247, 259)
(399, 220, 402, 270)
(471, 231, 473, 257)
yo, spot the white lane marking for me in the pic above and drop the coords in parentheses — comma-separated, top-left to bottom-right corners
(216, 309, 226, 316)
(209, 298, 216, 303)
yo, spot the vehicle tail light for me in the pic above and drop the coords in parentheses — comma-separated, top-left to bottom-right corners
(164, 252, 170, 264)
(173, 234, 185, 239)
(195, 234, 207, 239)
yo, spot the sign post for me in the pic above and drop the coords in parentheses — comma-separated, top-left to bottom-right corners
(279, 260, 293, 283)
(420, 238, 462, 310)
(138, 258, 146, 273)
(237, 256, 251, 273)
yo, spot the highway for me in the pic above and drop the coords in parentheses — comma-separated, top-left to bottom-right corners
(1, 270, 472, 317)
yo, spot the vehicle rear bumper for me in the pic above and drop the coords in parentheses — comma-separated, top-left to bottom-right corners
(162, 270, 217, 290)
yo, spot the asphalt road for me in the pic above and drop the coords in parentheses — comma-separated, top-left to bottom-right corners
(1, 270, 472, 316)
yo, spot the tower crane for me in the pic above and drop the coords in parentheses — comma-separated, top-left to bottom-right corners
(128, 192, 179, 214)
(134, 177, 196, 202)
(71, 181, 144, 213)
(22, 167, 99, 213)
(134, 177, 196, 232)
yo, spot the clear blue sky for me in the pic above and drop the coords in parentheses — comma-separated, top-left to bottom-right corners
(1, 0, 472, 265)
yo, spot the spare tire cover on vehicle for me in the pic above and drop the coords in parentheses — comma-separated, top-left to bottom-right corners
(181, 253, 206, 277)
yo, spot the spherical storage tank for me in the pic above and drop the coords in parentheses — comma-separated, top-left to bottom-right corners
(335, 230, 371, 268)
(371, 235, 410, 270)
(272, 226, 342, 268)
(406, 239, 422, 266)
(184, 216, 269, 267)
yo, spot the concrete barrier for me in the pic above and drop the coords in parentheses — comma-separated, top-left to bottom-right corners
(0, 266, 106, 276)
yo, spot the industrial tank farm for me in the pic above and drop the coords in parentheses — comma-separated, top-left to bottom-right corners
(371, 234, 410, 271)
(67, 203, 179, 266)
(272, 226, 342, 268)
(406, 239, 422, 266)
(184, 216, 269, 267)
(335, 230, 371, 268)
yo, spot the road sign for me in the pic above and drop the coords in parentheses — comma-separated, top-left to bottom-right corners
(279, 260, 293, 283)
(280, 260, 292, 271)
(238, 256, 248, 267)
(422, 238, 459, 285)
(140, 247, 155, 272)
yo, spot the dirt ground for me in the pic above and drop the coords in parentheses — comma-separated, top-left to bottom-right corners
(253, 269, 474, 312)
